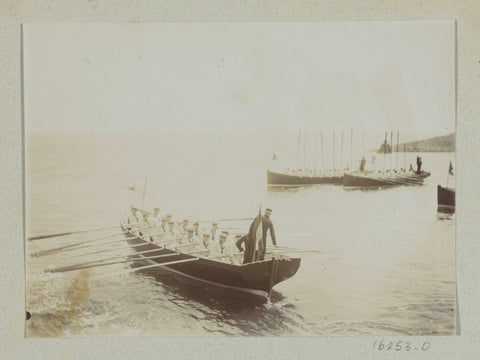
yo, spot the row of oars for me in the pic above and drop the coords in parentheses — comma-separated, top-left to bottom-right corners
(360, 173, 424, 187)
(29, 219, 321, 276)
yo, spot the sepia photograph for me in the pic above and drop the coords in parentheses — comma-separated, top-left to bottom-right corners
(24, 21, 455, 337)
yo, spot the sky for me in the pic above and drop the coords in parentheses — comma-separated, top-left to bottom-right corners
(23, 22, 455, 139)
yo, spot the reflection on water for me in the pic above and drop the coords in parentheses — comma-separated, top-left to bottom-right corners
(26, 134, 455, 336)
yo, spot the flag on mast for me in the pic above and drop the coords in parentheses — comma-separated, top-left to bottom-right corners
(250, 206, 263, 252)
(449, 161, 454, 176)
(126, 182, 144, 194)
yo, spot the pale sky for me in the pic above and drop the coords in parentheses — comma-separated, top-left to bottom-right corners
(23, 22, 455, 138)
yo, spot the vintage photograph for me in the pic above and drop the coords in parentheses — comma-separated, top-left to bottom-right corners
(24, 22, 455, 337)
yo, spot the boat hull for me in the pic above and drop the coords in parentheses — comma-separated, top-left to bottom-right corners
(267, 169, 343, 185)
(121, 225, 301, 299)
(437, 185, 455, 213)
(343, 171, 430, 188)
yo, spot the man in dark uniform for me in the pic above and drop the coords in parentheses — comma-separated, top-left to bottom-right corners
(258, 208, 277, 261)
(416, 156, 422, 174)
(235, 233, 255, 264)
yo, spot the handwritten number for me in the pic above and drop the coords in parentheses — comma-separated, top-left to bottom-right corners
(378, 339, 385, 350)
(396, 341, 403, 351)
(387, 342, 393, 350)
(405, 342, 411, 351)
(422, 342, 431, 351)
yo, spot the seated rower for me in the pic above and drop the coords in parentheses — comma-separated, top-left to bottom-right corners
(160, 217, 169, 233)
(140, 212, 154, 240)
(182, 226, 199, 244)
(126, 206, 138, 233)
(164, 221, 179, 246)
(210, 222, 219, 241)
(148, 208, 161, 228)
(210, 231, 236, 264)
(193, 222, 202, 238)
(200, 232, 214, 253)
(178, 227, 200, 252)
(147, 208, 162, 238)
(181, 219, 189, 235)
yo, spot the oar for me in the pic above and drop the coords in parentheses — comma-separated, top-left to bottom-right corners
(29, 226, 153, 256)
(94, 258, 200, 279)
(268, 250, 322, 254)
(66, 244, 209, 268)
(28, 225, 122, 241)
(48, 247, 174, 271)
(68, 235, 180, 259)
(31, 231, 167, 257)
(195, 217, 253, 223)
(266, 245, 308, 251)
(47, 253, 181, 273)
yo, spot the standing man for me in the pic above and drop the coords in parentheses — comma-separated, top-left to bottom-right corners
(258, 208, 277, 261)
(416, 156, 423, 174)
(235, 233, 255, 264)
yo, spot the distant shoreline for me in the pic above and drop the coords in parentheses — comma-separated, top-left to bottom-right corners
(377, 133, 455, 153)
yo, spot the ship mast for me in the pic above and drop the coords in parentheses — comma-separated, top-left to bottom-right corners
(333, 131, 336, 172)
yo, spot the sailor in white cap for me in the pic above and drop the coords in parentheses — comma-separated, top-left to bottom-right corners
(183, 226, 199, 245)
(160, 216, 168, 233)
(210, 222, 219, 242)
(127, 206, 137, 227)
(180, 219, 189, 235)
(140, 211, 153, 240)
(127, 206, 139, 235)
(148, 208, 162, 232)
(210, 231, 235, 263)
(178, 227, 200, 252)
(200, 232, 213, 252)
(193, 222, 202, 239)
(167, 220, 179, 239)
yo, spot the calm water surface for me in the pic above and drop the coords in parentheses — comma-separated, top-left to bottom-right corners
(26, 133, 455, 336)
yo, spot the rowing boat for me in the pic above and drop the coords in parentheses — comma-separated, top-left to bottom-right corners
(343, 171, 430, 189)
(120, 224, 301, 300)
(267, 169, 343, 185)
(437, 185, 455, 213)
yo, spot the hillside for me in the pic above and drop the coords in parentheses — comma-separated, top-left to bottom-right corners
(398, 133, 455, 152)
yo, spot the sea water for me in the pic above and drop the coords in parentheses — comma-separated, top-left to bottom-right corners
(25, 133, 455, 336)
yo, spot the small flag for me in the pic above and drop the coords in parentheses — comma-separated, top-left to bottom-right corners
(126, 181, 144, 194)
(272, 152, 277, 161)
(449, 161, 454, 176)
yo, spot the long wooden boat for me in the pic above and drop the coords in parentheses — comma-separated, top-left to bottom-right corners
(267, 169, 343, 185)
(437, 185, 455, 213)
(120, 224, 301, 300)
(343, 171, 431, 188)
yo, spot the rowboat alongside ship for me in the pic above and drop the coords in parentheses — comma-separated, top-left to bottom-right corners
(343, 170, 431, 189)
(267, 169, 343, 185)
(120, 223, 301, 300)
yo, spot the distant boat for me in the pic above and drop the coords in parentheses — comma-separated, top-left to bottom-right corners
(437, 161, 455, 213)
(437, 185, 455, 213)
(343, 171, 430, 188)
(267, 169, 343, 185)
(268, 129, 348, 186)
